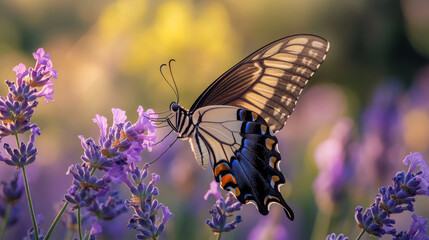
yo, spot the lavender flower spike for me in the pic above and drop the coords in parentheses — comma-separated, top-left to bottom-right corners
(0, 48, 56, 138)
(0, 127, 40, 167)
(126, 166, 172, 239)
(88, 106, 157, 168)
(205, 181, 242, 233)
(355, 152, 429, 238)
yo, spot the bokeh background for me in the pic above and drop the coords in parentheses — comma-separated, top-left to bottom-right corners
(1, 0, 429, 239)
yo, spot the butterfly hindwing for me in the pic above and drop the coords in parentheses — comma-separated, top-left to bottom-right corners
(189, 34, 329, 133)
(190, 106, 293, 219)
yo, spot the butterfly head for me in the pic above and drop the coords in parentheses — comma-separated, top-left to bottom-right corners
(170, 102, 180, 112)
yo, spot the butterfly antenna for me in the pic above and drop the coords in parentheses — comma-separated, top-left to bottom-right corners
(154, 129, 174, 146)
(168, 59, 179, 103)
(149, 137, 179, 165)
(160, 63, 178, 101)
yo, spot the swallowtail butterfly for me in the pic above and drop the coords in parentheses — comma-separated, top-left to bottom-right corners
(162, 34, 329, 219)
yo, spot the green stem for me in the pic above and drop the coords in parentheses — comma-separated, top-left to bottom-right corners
(44, 166, 98, 240)
(355, 229, 365, 240)
(0, 204, 12, 240)
(77, 208, 83, 240)
(216, 232, 222, 240)
(44, 201, 69, 240)
(14, 134, 20, 148)
(21, 166, 39, 239)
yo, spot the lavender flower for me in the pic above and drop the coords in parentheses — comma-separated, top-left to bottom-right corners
(0, 172, 24, 204)
(87, 191, 127, 220)
(85, 107, 157, 170)
(79, 136, 113, 170)
(326, 233, 349, 240)
(65, 163, 110, 208)
(0, 48, 56, 240)
(205, 181, 242, 233)
(0, 127, 40, 167)
(125, 165, 172, 239)
(0, 48, 56, 138)
(0, 172, 23, 227)
(354, 152, 429, 238)
(25, 48, 57, 102)
(394, 214, 429, 240)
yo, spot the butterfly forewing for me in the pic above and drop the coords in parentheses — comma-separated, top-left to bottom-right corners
(189, 35, 329, 133)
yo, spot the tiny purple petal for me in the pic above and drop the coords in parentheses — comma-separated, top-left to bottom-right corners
(112, 108, 127, 125)
(66, 164, 74, 175)
(403, 152, 426, 173)
(78, 135, 86, 149)
(33, 48, 47, 61)
(93, 114, 108, 137)
(161, 206, 173, 225)
(12, 63, 28, 86)
(204, 180, 222, 200)
(35, 81, 55, 103)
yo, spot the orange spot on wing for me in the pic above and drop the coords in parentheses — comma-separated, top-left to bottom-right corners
(220, 174, 237, 188)
(252, 112, 258, 121)
(265, 138, 275, 150)
(214, 162, 231, 178)
(271, 176, 280, 188)
(264, 195, 280, 205)
(269, 156, 277, 168)
(261, 125, 267, 135)
(235, 187, 241, 197)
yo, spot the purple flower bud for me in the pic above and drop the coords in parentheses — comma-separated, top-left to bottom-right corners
(88, 192, 127, 221)
(0, 128, 39, 167)
(0, 172, 24, 204)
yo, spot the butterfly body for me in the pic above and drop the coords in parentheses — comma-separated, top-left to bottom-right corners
(166, 35, 330, 220)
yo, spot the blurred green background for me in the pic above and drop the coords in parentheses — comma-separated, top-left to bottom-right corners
(1, 0, 429, 239)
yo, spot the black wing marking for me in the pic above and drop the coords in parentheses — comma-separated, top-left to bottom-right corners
(190, 106, 293, 218)
(189, 34, 329, 133)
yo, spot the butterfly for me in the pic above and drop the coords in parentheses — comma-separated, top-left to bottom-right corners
(157, 34, 329, 220)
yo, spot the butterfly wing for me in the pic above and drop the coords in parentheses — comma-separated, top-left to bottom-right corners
(190, 105, 293, 219)
(189, 34, 329, 133)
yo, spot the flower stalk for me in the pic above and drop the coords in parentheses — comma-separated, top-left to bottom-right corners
(21, 165, 39, 239)
(355, 229, 365, 240)
(77, 207, 83, 240)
